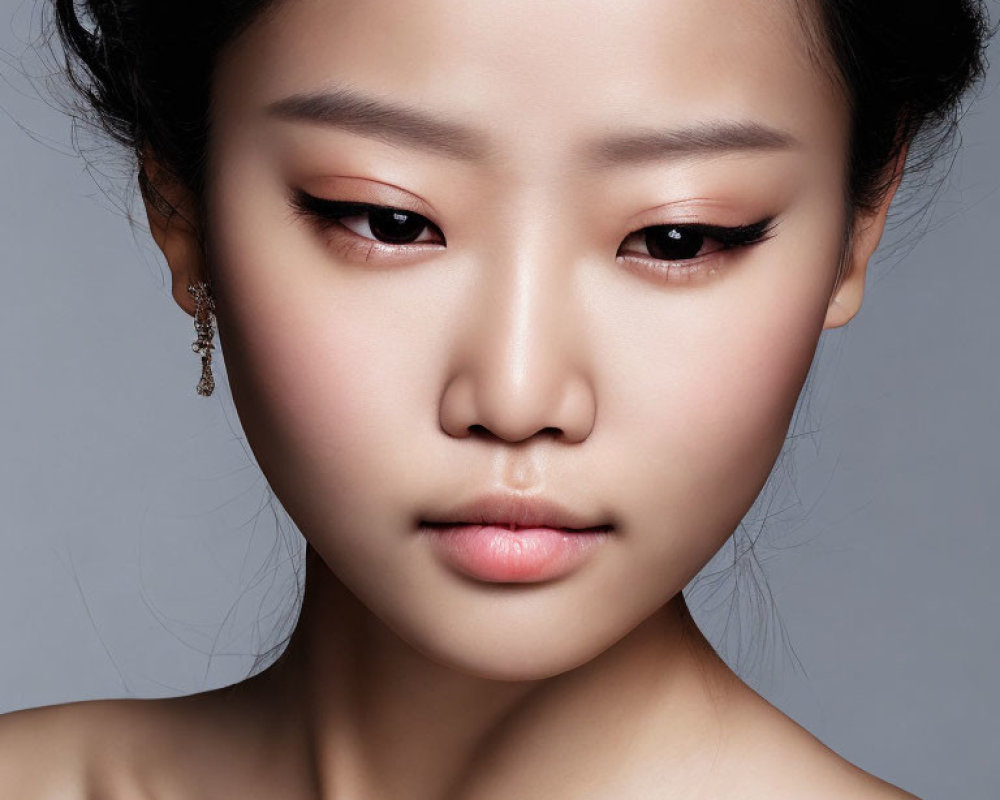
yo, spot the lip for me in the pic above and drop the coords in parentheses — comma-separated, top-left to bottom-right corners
(418, 494, 613, 583)
(419, 492, 614, 532)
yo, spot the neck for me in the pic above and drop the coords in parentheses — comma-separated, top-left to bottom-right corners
(244, 544, 744, 800)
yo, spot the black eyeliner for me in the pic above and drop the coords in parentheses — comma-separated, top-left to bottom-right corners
(290, 189, 380, 221)
(290, 187, 777, 256)
(651, 217, 778, 249)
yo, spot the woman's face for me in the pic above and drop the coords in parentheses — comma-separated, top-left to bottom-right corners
(202, 0, 852, 679)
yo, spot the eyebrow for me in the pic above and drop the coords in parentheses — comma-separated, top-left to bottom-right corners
(586, 120, 799, 166)
(266, 87, 490, 160)
(265, 86, 800, 166)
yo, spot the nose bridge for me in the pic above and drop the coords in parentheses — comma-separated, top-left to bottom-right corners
(439, 223, 595, 444)
(486, 241, 566, 400)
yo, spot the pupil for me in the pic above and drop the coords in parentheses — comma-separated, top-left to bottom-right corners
(645, 226, 703, 260)
(369, 208, 427, 244)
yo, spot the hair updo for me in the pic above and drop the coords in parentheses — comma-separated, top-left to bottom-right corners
(49, 0, 991, 246)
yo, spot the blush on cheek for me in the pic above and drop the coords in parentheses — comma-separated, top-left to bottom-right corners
(215, 314, 388, 554)
(636, 292, 828, 549)
(702, 307, 826, 508)
(233, 319, 380, 459)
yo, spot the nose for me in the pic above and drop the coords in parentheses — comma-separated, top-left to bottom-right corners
(438, 247, 597, 445)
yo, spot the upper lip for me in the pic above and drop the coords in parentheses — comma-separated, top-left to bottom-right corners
(419, 493, 613, 531)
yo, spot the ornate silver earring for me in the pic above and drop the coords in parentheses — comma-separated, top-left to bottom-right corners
(187, 280, 217, 397)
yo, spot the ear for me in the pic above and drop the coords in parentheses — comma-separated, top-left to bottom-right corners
(823, 145, 908, 329)
(139, 147, 209, 318)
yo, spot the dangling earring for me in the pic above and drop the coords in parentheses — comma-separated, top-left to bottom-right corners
(187, 280, 217, 397)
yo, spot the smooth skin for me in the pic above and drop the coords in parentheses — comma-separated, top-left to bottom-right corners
(1, 0, 917, 797)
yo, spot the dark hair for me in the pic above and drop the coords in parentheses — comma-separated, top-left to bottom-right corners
(811, 2, 991, 210)
(48, 0, 992, 239)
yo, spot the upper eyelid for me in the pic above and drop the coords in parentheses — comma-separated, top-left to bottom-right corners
(293, 193, 447, 250)
(622, 217, 778, 245)
(293, 192, 432, 219)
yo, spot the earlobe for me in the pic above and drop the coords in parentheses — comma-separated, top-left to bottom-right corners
(823, 287, 859, 330)
(139, 148, 208, 318)
(822, 226, 868, 329)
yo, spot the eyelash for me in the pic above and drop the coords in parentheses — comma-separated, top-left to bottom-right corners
(289, 189, 777, 281)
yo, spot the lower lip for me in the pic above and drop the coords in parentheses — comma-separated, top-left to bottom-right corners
(421, 524, 610, 583)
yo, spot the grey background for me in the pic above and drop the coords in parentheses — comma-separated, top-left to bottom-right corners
(1, 1, 998, 797)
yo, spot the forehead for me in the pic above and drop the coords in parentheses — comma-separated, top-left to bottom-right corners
(212, 0, 847, 163)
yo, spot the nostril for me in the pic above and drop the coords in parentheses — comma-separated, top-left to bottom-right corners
(465, 423, 565, 443)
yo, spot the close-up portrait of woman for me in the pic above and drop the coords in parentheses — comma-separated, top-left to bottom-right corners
(0, 0, 997, 797)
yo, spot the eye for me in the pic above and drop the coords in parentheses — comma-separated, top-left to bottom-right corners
(290, 190, 445, 247)
(338, 205, 442, 245)
(616, 218, 777, 280)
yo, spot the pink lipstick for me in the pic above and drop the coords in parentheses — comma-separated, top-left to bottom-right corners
(418, 494, 613, 583)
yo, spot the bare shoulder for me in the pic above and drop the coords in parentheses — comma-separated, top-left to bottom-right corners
(0, 702, 85, 799)
(0, 681, 300, 800)
(0, 696, 203, 800)
(0, 700, 110, 799)
(715, 688, 921, 800)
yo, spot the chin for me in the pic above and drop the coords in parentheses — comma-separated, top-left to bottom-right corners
(416, 632, 613, 682)
(379, 591, 640, 683)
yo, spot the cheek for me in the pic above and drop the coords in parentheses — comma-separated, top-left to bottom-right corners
(602, 224, 839, 583)
(204, 174, 438, 536)
(212, 264, 438, 531)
